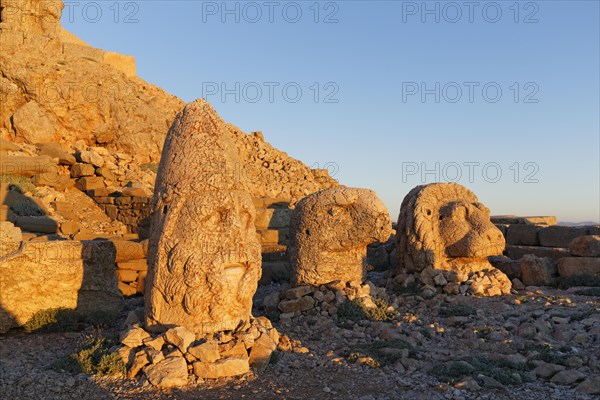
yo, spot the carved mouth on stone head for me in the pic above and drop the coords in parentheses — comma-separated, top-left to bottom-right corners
(472, 244, 505, 258)
(222, 262, 248, 275)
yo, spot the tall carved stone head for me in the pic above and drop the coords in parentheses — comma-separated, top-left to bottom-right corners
(397, 183, 505, 273)
(289, 186, 392, 286)
(145, 99, 261, 334)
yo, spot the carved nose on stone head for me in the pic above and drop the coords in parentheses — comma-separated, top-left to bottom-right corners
(485, 228, 504, 244)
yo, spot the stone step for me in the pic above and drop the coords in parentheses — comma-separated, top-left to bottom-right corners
(505, 245, 569, 261)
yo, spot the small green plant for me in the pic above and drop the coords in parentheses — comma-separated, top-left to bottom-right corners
(558, 275, 600, 289)
(337, 299, 367, 322)
(430, 360, 476, 383)
(23, 308, 116, 333)
(269, 350, 281, 366)
(393, 281, 422, 296)
(526, 344, 569, 366)
(347, 339, 416, 367)
(431, 356, 530, 385)
(0, 174, 35, 193)
(23, 308, 80, 332)
(50, 333, 125, 376)
(474, 326, 494, 338)
(141, 163, 159, 173)
(337, 298, 397, 324)
(438, 303, 475, 317)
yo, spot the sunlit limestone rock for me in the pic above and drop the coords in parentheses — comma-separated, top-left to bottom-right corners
(144, 99, 261, 334)
(289, 186, 392, 286)
(395, 183, 511, 296)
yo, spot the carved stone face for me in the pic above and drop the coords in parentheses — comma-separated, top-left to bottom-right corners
(145, 100, 261, 334)
(397, 183, 507, 273)
(437, 201, 505, 259)
(147, 191, 261, 334)
(290, 186, 392, 286)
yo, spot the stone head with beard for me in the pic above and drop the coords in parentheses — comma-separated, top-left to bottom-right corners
(145, 99, 261, 334)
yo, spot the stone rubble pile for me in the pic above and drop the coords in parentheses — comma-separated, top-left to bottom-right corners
(118, 312, 280, 388)
(260, 280, 390, 323)
(227, 128, 338, 205)
(391, 266, 512, 297)
(111, 239, 149, 297)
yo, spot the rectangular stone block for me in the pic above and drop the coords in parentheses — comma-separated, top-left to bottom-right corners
(492, 215, 557, 226)
(110, 240, 146, 262)
(259, 229, 280, 245)
(14, 216, 58, 234)
(558, 257, 600, 278)
(32, 172, 72, 191)
(117, 259, 147, 271)
(105, 204, 118, 220)
(87, 187, 114, 197)
(0, 241, 123, 333)
(539, 226, 588, 248)
(75, 176, 104, 191)
(116, 197, 133, 205)
(506, 224, 540, 246)
(505, 245, 569, 261)
(94, 196, 115, 204)
(116, 269, 138, 283)
(70, 163, 95, 178)
(62, 42, 103, 62)
(103, 51, 136, 77)
(0, 156, 55, 177)
(50, 201, 74, 213)
(60, 221, 79, 235)
(95, 167, 116, 182)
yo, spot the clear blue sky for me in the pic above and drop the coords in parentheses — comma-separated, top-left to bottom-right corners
(62, 1, 600, 223)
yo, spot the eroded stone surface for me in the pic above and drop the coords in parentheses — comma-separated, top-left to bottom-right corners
(145, 100, 261, 334)
(570, 235, 600, 257)
(0, 240, 123, 333)
(289, 186, 391, 286)
(395, 183, 511, 296)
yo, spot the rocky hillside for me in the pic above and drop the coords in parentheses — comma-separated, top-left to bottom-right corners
(0, 0, 337, 202)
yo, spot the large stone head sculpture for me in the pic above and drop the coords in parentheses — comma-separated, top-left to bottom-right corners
(145, 99, 261, 334)
(289, 186, 392, 286)
(397, 183, 505, 273)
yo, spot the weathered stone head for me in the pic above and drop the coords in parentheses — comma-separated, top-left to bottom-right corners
(145, 99, 261, 334)
(289, 186, 392, 286)
(397, 183, 505, 273)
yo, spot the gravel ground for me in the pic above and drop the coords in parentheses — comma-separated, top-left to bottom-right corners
(1, 283, 599, 400)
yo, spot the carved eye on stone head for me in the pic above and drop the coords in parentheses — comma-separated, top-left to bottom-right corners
(439, 203, 467, 221)
(472, 202, 490, 215)
(205, 210, 225, 226)
(451, 204, 467, 220)
(422, 206, 433, 218)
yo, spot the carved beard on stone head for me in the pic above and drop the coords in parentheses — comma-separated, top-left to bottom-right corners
(144, 99, 262, 334)
(146, 191, 261, 334)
